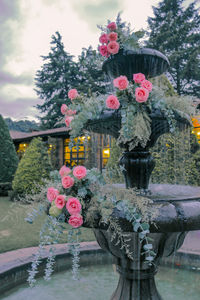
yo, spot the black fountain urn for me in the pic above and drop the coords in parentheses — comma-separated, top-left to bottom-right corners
(85, 48, 200, 300)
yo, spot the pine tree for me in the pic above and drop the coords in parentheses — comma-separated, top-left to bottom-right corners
(12, 137, 52, 195)
(147, 0, 200, 97)
(0, 115, 19, 183)
(77, 46, 109, 96)
(35, 32, 78, 129)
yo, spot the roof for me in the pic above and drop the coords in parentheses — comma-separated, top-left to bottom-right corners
(10, 127, 70, 142)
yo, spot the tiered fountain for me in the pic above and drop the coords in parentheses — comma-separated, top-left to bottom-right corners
(86, 48, 200, 300)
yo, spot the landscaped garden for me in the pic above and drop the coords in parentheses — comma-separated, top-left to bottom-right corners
(1, 1, 200, 299)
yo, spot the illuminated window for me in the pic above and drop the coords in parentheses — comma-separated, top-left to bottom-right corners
(48, 144, 56, 154)
(64, 137, 88, 167)
(191, 116, 200, 143)
(102, 147, 110, 167)
(17, 143, 29, 159)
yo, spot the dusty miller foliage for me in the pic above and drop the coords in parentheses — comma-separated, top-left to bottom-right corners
(27, 214, 66, 286)
(85, 184, 159, 263)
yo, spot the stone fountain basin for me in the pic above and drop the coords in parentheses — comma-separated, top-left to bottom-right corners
(87, 184, 200, 234)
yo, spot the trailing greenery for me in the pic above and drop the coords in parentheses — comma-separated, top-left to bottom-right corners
(12, 138, 52, 196)
(0, 115, 19, 184)
(146, 0, 200, 97)
(105, 139, 123, 183)
(85, 184, 158, 263)
(151, 130, 200, 186)
(27, 214, 66, 286)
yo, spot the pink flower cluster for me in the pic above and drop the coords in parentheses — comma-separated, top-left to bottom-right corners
(47, 165, 87, 228)
(61, 104, 76, 116)
(68, 89, 78, 100)
(133, 73, 153, 103)
(66, 197, 83, 228)
(61, 89, 79, 128)
(105, 73, 153, 109)
(99, 22, 120, 57)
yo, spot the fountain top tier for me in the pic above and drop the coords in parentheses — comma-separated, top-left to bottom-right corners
(102, 48, 170, 80)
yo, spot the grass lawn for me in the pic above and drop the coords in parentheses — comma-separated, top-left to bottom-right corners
(0, 197, 95, 253)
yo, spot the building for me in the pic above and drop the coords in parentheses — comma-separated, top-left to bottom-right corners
(10, 127, 111, 171)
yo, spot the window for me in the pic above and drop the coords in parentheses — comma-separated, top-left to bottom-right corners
(64, 137, 87, 167)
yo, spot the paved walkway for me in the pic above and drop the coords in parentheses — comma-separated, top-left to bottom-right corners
(0, 231, 200, 274)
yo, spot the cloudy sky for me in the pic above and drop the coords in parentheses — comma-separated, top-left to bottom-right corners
(0, 0, 197, 121)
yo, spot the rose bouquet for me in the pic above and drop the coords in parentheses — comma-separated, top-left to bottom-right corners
(98, 13, 144, 57)
(47, 165, 103, 227)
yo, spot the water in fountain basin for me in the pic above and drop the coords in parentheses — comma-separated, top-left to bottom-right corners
(1, 264, 200, 300)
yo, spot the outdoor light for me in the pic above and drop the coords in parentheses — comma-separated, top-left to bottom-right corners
(103, 149, 110, 155)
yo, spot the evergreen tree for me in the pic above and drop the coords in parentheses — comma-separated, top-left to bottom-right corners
(0, 115, 19, 183)
(12, 137, 52, 195)
(77, 46, 109, 96)
(147, 0, 200, 97)
(35, 32, 78, 129)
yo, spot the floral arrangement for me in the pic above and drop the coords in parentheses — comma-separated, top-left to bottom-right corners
(61, 71, 193, 152)
(98, 13, 144, 57)
(26, 163, 158, 285)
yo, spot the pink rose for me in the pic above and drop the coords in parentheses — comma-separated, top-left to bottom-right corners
(141, 80, 153, 92)
(113, 75, 128, 90)
(107, 41, 119, 54)
(59, 165, 71, 177)
(62, 176, 74, 189)
(107, 22, 117, 31)
(108, 32, 118, 42)
(73, 166, 87, 180)
(99, 45, 109, 57)
(61, 104, 68, 115)
(68, 89, 78, 100)
(66, 109, 76, 116)
(135, 87, 149, 103)
(47, 187, 59, 202)
(55, 194, 66, 209)
(133, 73, 145, 84)
(99, 33, 108, 44)
(66, 197, 82, 215)
(68, 214, 83, 228)
(65, 116, 74, 127)
(106, 95, 120, 109)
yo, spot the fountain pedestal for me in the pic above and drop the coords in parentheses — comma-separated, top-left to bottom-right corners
(94, 229, 187, 300)
(120, 151, 155, 190)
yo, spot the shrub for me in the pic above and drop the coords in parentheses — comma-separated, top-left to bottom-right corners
(12, 137, 52, 195)
(0, 182, 12, 196)
(0, 115, 19, 183)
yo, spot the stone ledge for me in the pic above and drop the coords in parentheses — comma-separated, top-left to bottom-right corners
(0, 242, 113, 296)
(0, 241, 100, 274)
